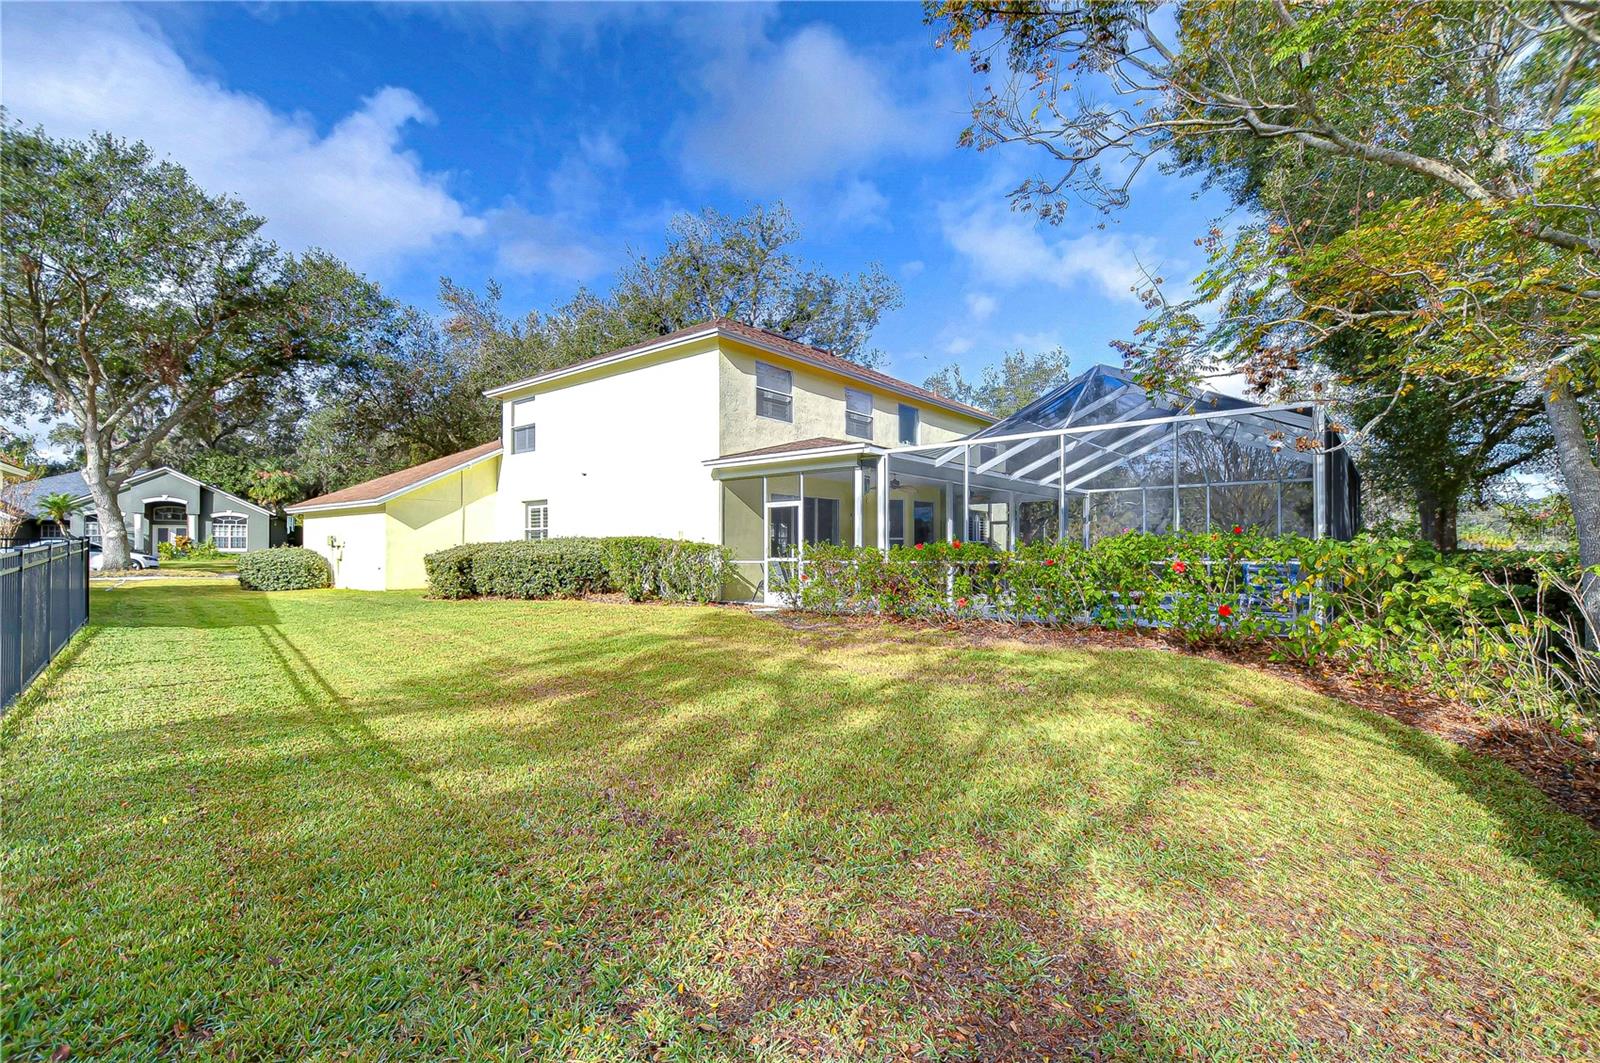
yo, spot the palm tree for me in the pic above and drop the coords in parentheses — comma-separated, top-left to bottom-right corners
(36, 491, 83, 538)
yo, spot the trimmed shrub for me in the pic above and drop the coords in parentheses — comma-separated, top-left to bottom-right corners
(602, 537, 731, 604)
(237, 547, 331, 591)
(425, 543, 491, 599)
(470, 538, 610, 600)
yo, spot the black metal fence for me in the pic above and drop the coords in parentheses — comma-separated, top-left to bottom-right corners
(1, 539, 90, 709)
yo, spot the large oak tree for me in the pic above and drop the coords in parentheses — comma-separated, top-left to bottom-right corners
(1, 122, 384, 568)
(933, 0, 1600, 623)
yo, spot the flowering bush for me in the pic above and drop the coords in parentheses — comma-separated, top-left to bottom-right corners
(781, 532, 1598, 734)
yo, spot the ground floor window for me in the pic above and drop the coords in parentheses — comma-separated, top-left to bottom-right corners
(83, 516, 102, 546)
(803, 497, 840, 545)
(210, 515, 247, 551)
(524, 500, 549, 540)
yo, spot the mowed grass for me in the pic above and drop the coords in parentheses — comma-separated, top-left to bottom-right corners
(2, 583, 1596, 1061)
(152, 556, 239, 576)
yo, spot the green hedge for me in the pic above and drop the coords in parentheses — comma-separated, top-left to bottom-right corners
(237, 547, 332, 591)
(784, 532, 1597, 734)
(468, 538, 610, 600)
(602, 537, 731, 604)
(424, 543, 487, 599)
(422, 536, 729, 604)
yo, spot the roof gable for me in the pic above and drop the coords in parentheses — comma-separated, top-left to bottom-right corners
(287, 441, 502, 513)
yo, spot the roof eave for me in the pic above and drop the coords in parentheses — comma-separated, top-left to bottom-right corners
(483, 324, 995, 423)
(286, 447, 502, 514)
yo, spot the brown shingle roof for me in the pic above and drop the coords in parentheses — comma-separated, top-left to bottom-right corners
(288, 440, 501, 512)
(488, 318, 995, 422)
(715, 437, 864, 462)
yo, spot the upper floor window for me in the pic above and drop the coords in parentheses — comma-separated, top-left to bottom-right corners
(898, 404, 920, 445)
(511, 397, 536, 454)
(524, 500, 549, 541)
(755, 362, 793, 422)
(151, 503, 186, 523)
(844, 388, 873, 439)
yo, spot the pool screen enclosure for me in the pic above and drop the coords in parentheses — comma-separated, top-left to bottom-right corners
(712, 364, 1361, 601)
(884, 365, 1360, 549)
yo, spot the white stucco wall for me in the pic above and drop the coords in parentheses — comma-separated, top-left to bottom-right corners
(493, 342, 724, 543)
(300, 509, 388, 590)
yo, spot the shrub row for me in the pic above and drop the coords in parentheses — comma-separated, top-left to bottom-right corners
(601, 537, 729, 604)
(423, 536, 730, 605)
(237, 547, 331, 591)
(783, 532, 1597, 735)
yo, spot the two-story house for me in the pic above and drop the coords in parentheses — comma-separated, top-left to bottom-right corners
(289, 317, 1360, 596)
(289, 319, 993, 596)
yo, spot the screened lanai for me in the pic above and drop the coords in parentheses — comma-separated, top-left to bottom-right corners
(710, 366, 1360, 602)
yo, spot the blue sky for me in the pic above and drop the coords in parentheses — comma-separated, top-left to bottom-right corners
(2, 1, 1236, 395)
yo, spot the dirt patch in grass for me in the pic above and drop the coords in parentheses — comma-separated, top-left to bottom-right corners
(771, 611, 1600, 830)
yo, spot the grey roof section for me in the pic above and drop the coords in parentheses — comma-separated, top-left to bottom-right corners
(9, 471, 89, 516)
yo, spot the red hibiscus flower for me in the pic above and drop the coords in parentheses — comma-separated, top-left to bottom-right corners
(956, 597, 968, 608)
(1171, 560, 1187, 574)
(914, 542, 925, 550)
(1044, 558, 1056, 567)
(1217, 603, 1232, 618)
(952, 540, 963, 548)
(1232, 525, 1243, 535)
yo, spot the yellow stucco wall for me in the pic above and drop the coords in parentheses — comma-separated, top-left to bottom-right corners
(383, 457, 501, 589)
(717, 339, 987, 456)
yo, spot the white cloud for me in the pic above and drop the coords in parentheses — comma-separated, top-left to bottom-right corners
(678, 22, 955, 191)
(965, 293, 998, 322)
(939, 194, 1158, 302)
(902, 260, 927, 277)
(833, 179, 891, 228)
(943, 336, 975, 356)
(483, 206, 610, 282)
(0, 5, 482, 271)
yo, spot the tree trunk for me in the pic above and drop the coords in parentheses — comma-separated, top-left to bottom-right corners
(81, 448, 132, 570)
(1542, 385, 1600, 640)
(1416, 487, 1459, 552)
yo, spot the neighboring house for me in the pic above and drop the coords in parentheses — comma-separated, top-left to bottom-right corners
(0, 456, 26, 487)
(8, 468, 284, 552)
(288, 318, 1359, 600)
(289, 318, 993, 593)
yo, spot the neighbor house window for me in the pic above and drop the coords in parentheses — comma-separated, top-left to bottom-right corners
(512, 425, 536, 454)
(755, 362, 793, 421)
(210, 515, 247, 552)
(844, 388, 873, 439)
(151, 504, 186, 523)
(898, 404, 920, 445)
(83, 515, 101, 546)
(524, 500, 549, 540)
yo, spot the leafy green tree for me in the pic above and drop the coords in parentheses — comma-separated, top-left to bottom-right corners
(0, 121, 386, 568)
(932, 0, 1600, 625)
(923, 347, 1073, 417)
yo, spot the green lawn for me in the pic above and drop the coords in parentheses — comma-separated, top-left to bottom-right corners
(151, 555, 239, 576)
(3, 583, 1596, 1060)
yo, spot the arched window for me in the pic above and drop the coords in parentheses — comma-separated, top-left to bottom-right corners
(209, 515, 247, 552)
(150, 504, 186, 523)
